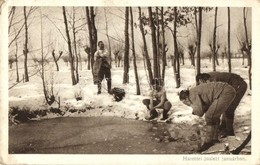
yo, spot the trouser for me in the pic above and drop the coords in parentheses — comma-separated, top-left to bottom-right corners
(220, 81, 247, 133)
(205, 85, 236, 125)
(97, 66, 111, 93)
(142, 99, 172, 118)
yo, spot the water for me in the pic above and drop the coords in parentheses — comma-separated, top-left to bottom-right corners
(9, 116, 198, 154)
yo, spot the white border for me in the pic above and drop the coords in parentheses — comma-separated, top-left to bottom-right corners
(1, 0, 260, 165)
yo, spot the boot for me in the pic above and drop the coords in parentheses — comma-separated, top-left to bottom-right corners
(220, 118, 235, 138)
(145, 109, 158, 120)
(197, 125, 217, 152)
(107, 78, 112, 94)
(160, 109, 169, 120)
(97, 82, 102, 95)
(219, 114, 226, 132)
(212, 124, 220, 143)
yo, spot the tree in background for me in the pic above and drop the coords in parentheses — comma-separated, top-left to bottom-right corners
(173, 7, 180, 88)
(23, 6, 29, 82)
(160, 7, 167, 80)
(62, 6, 77, 85)
(227, 7, 231, 72)
(85, 7, 97, 71)
(243, 7, 252, 89)
(123, 7, 130, 84)
(209, 7, 219, 71)
(148, 7, 159, 80)
(164, 7, 193, 87)
(188, 40, 196, 67)
(51, 49, 63, 71)
(104, 8, 112, 66)
(138, 7, 153, 85)
(130, 7, 141, 95)
(84, 45, 91, 69)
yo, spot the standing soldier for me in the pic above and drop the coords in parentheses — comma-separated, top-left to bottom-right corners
(93, 41, 112, 94)
(196, 72, 247, 137)
(179, 82, 236, 152)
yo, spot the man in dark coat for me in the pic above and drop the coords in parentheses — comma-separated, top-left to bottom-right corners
(179, 82, 236, 152)
(93, 41, 111, 94)
(196, 72, 247, 137)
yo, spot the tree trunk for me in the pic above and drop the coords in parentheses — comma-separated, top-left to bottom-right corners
(243, 7, 252, 90)
(62, 6, 77, 85)
(15, 28, 19, 82)
(90, 7, 97, 70)
(148, 7, 159, 79)
(52, 50, 59, 71)
(212, 7, 218, 71)
(156, 7, 161, 79)
(138, 7, 153, 85)
(85, 7, 97, 71)
(85, 7, 92, 70)
(227, 7, 231, 72)
(23, 6, 29, 82)
(104, 9, 112, 67)
(123, 7, 129, 84)
(196, 7, 202, 85)
(40, 8, 49, 105)
(130, 7, 141, 95)
(161, 7, 167, 80)
(173, 7, 180, 88)
(72, 7, 79, 83)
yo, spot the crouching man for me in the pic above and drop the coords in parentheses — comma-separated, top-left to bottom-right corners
(142, 79, 172, 120)
(179, 82, 236, 152)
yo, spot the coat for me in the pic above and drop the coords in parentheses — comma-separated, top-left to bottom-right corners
(189, 82, 236, 125)
(207, 72, 245, 90)
(93, 58, 102, 84)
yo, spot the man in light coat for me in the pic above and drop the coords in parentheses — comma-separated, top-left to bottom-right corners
(196, 72, 247, 137)
(179, 82, 236, 152)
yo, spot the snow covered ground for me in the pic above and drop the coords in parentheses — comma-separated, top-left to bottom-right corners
(8, 58, 251, 153)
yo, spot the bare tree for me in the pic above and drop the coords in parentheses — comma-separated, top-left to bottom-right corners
(243, 7, 252, 89)
(188, 40, 196, 66)
(196, 7, 203, 84)
(85, 7, 97, 70)
(155, 7, 161, 79)
(227, 7, 231, 72)
(138, 7, 153, 85)
(123, 7, 129, 84)
(51, 50, 63, 71)
(14, 28, 19, 82)
(148, 7, 159, 79)
(71, 7, 79, 83)
(161, 7, 167, 80)
(39, 8, 57, 106)
(62, 6, 77, 85)
(84, 45, 91, 69)
(173, 7, 180, 88)
(23, 6, 29, 82)
(104, 8, 112, 66)
(209, 7, 219, 71)
(130, 7, 141, 95)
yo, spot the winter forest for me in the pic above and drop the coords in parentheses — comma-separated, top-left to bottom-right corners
(7, 6, 252, 156)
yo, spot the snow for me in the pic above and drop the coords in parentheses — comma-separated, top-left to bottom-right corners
(9, 59, 251, 121)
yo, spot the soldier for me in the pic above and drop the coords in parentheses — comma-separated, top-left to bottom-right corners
(179, 82, 236, 152)
(196, 72, 247, 137)
(142, 79, 172, 120)
(93, 41, 112, 94)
